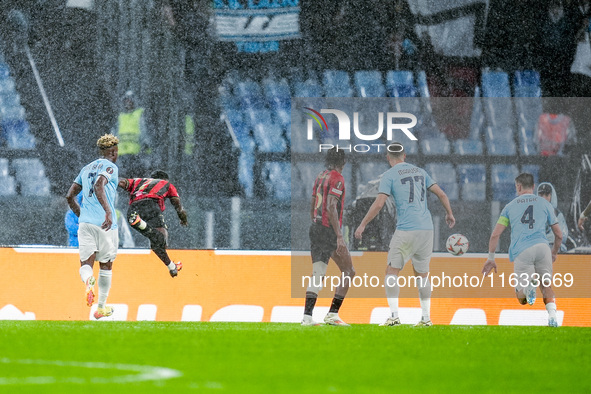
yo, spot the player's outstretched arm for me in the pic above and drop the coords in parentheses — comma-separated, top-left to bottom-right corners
(170, 197, 188, 226)
(354, 193, 388, 239)
(428, 184, 455, 228)
(117, 177, 129, 190)
(578, 200, 591, 230)
(66, 183, 83, 217)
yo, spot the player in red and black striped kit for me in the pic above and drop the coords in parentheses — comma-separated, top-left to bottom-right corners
(118, 170, 188, 277)
(302, 147, 355, 326)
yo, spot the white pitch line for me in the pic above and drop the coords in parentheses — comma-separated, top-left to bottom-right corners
(0, 358, 183, 385)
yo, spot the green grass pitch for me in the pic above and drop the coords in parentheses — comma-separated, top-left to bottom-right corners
(0, 321, 590, 393)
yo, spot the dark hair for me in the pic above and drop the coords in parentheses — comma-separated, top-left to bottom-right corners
(150, 170, 169, 180)
(387, 142, 405, 159)
(537, 183, 552, 195)
(515, 173, 534, 189)
(325, 147, 346, 168)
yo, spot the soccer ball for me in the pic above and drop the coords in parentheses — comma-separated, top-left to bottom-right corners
(446, 234, 469, 256)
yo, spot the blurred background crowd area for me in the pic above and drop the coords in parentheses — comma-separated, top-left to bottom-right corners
(0, 0, 590, 251)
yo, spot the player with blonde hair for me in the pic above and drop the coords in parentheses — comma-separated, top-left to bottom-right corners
(66, 133, 120, 319)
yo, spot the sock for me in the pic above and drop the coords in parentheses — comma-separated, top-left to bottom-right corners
(418, 276, 431, 321)
(329, 295, 345, 314)
(79, 265, 93, 284)
(137, 219, 147, 230)
(97, 269, 112, 309)
(167, 262, 176, 271)
(385, 274, 400, 319)
(304, 291, 317, 316)
(546, 302, 557, 319)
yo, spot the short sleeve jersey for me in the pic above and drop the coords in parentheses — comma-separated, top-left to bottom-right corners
(74, 158, 118, 229)
(312, 169, 345, 228)
(378, 162, 435, 231)
(125, 178, 179, 211)
(498, 194, 558, 261)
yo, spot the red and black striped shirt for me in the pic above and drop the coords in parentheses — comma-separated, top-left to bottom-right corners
(312, 169, 345, 228)
(125, 178, 179, 211)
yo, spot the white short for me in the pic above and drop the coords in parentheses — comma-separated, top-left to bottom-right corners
(387, 229, 433, 274)
(78, 222, 118, 263)
(514, 243, 552, 288)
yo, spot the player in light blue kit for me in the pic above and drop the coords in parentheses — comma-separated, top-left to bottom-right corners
(355, 143, 455, 327)
(66, 134, 120, 320)
(482, 173, 562, 327)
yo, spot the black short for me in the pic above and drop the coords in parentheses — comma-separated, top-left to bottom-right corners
(309, 223, 337, 264)
(128, 199, 166, 229)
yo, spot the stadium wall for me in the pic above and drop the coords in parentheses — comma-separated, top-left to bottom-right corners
(1, 247, 589, 326)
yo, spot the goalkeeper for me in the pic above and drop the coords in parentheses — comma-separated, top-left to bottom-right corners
(118, 170, 188, 277)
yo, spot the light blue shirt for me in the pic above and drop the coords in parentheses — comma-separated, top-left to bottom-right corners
(74, 158, 118, 229)
(378, 162, 435, 231)
(498, 194, 558, 261)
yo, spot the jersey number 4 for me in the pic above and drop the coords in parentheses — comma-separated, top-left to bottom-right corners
(521, 205, 535, 229)
(401, 175, 425, 203)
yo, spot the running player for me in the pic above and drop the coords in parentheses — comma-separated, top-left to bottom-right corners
(354, 142, 455, 327)
(66, 134, 120, 319)
(482, 173, 562, 327)
(302, 147, 355, 326)
(118, 170, 187, 277)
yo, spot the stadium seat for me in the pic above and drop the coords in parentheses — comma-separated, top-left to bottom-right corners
(518, 127, 538, 155)
(416, 70, 430, 98)
(458, 164, 486, 201)
(356, 162, 390, 188)
(238, 145, 255, 198)
(0, 91, 20, 108)
(262, 162, 290, 200)
(0, 175, 16, 196)
(12, 158, 45, 179)
(252, 123, 286, 153)
(420, 135, 451, 155)
(454, 139, 483, 155)
(234, 79, 265, 109)
(468, 87, 485, 140)
(223, 110, 251, 149)
(354, 71, 385, 97)
(385, 70, 416, 97)
(0, 63, 9, 79)
(0, 78, 16, 94)
(218, 87, 239, 112)
(513, 70, 541, 98)
(263, 77, 291, 111)
(404, 139, 419, 155)
(498, 309, 564, 326)
(323, 70, 353, 97)
(274, 108, 290, 130)
(3, 120, 35, 149)
(492, 164, 519, 201)
(521, 164, 539, 185)
(293, 79, 323, 98)
(181, 305, 203, 322)
(0, 104, 25, 121)
(0, 157, 8, 177)
(481, 70, 511, 97)
(425, 163, 459, 200)
(487, 139, 516, 156)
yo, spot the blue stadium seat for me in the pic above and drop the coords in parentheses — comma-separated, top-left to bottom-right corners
(293, 162, 324, 200)
(513, 70, 541, 97)
(518, 126, 537, 156)
(224, 110, 251, 149)
(0, 105, 25, 121)
(0, 175, 16, 196)
(481, 70, 511, 97)
(263, 78, 291, 111)
(426, 163, 459, 200)
(244, 108, 273, 128)
(356, 162, 390, 187)
(468, 87, 485, 140)
(0, 91, 20, 108)
(404, 139, 419, 155)
(385, 70, 417, 97)
(0, 157, 7, 177)
(0, 78, 16, 94)
(416, 71, 430, 98)
(218, 87, 239, 112)
(235, 80, 265, 109)
(354, 71, 385, 97)
(323, 70, 353, 97)
(293, 80, 323, 98)
(458, 164, 486, 201)
(263, 162, 291, 200)
(522, 165, 540, 185)
(487, 139, 516, 156)
(421, 135, 450, 155)
(274, 108, 290, 130)
(2, 120, 35, 150)
(492, 164, 519, 201)
(454, 139, 483, 155)
(239, 147, 255, 198)
(485, 126, 514, 143)
(252, 123, 286, 153)
(0, 63, 10, 79)
(13, 158, 50, 196)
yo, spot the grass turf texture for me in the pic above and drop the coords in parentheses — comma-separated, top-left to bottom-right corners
(0, 321, 590, 393)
